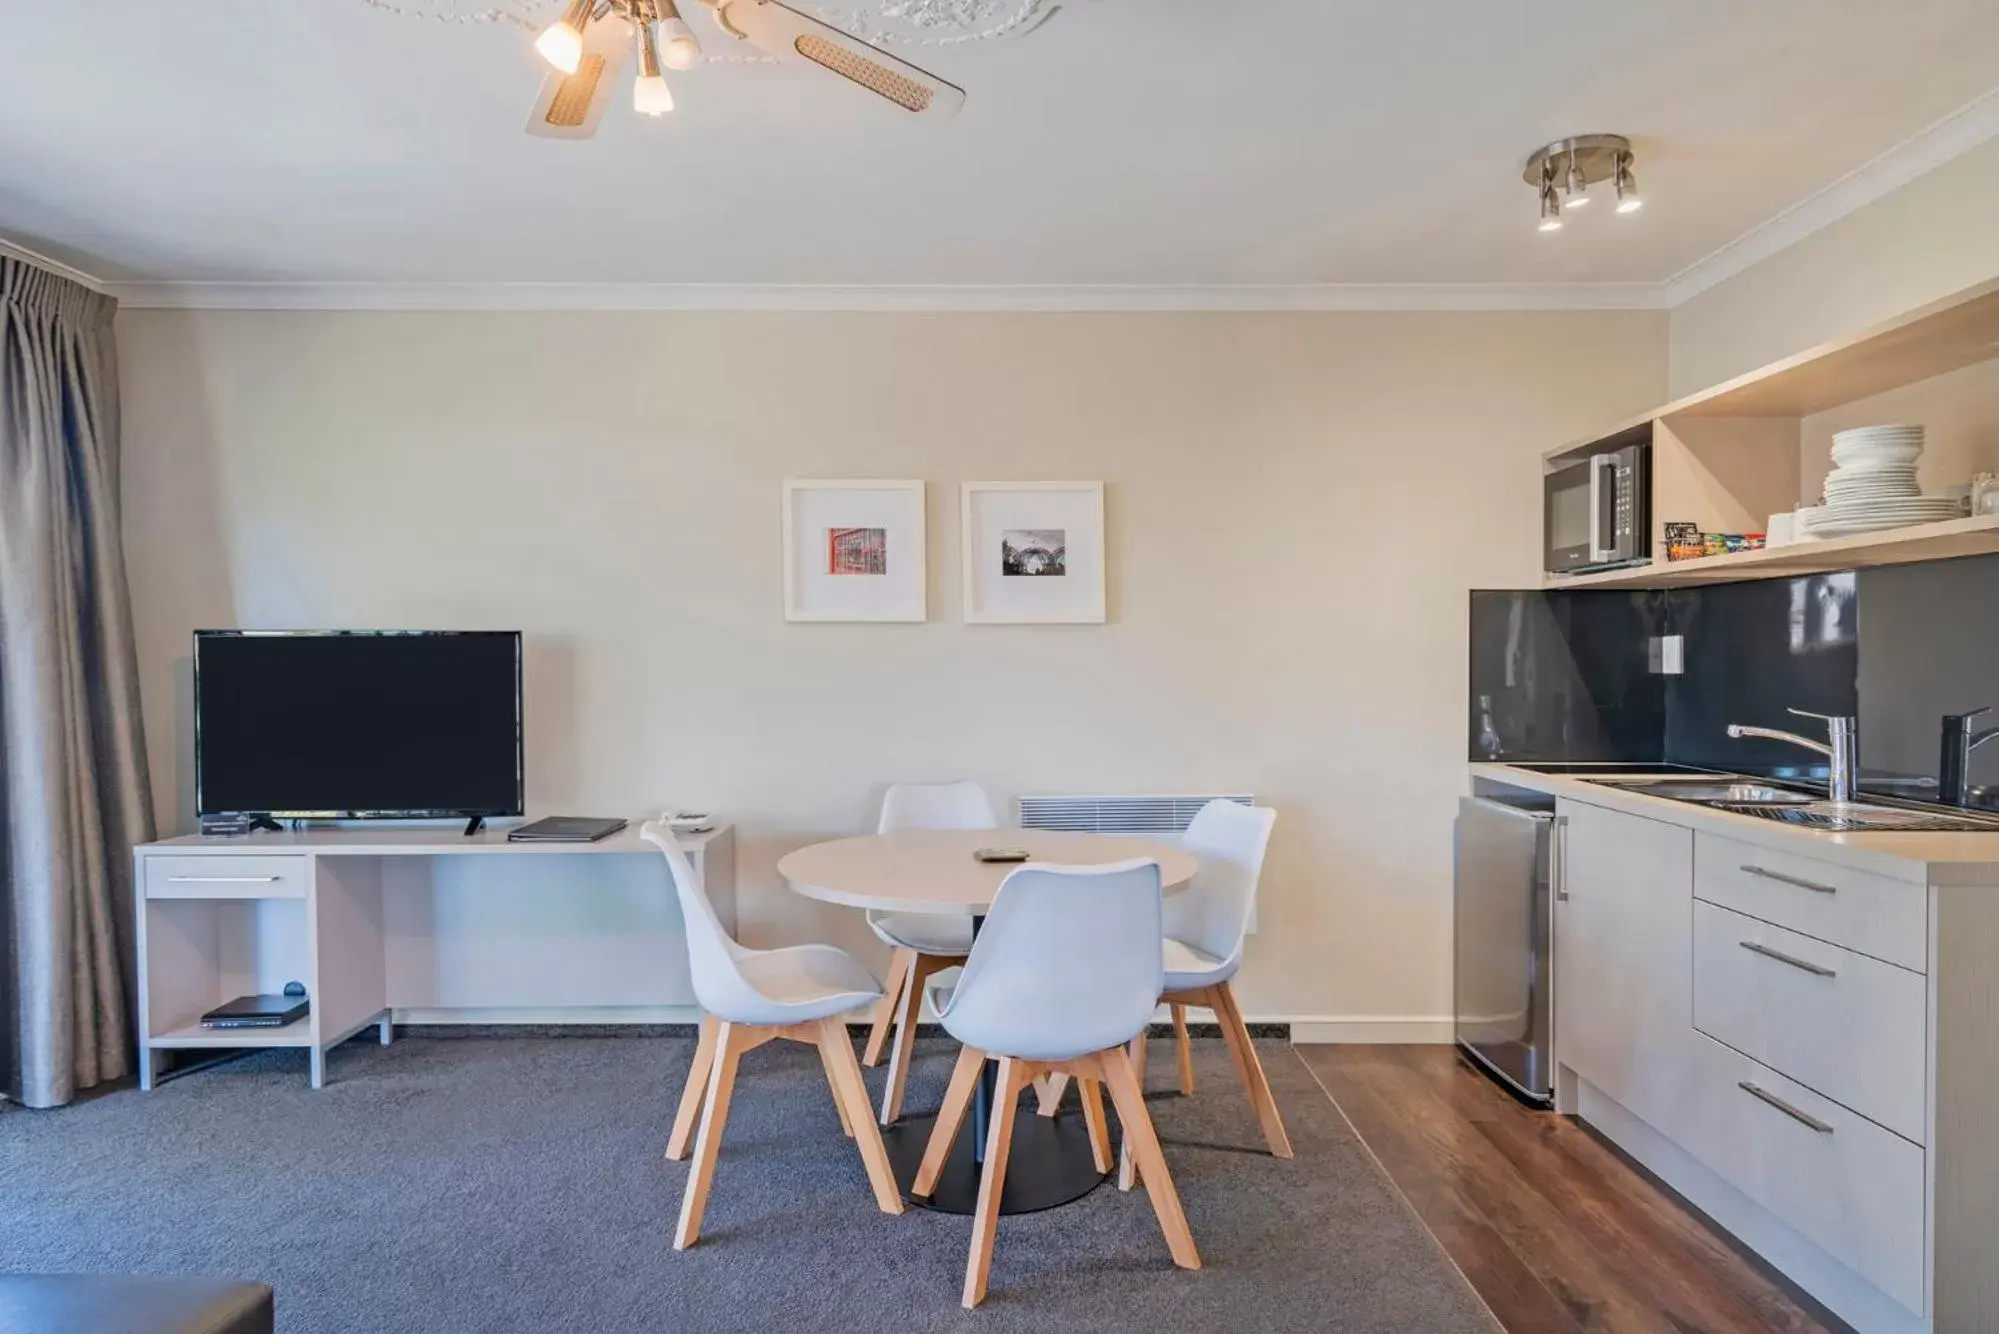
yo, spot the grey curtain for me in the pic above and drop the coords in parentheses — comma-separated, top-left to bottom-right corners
(0, 255, 155, 1108)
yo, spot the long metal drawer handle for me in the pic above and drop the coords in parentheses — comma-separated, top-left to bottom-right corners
(164, 875, 283, 884)
(1739, 940, 1836, 977)
(1739, 864, 1836, 895)
(1739, 1081, 1835, 1134)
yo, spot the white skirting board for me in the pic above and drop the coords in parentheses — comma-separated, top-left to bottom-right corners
(387, 1007, 1452, 1041)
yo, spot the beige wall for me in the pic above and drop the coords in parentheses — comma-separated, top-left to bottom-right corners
(116, 308, 1665, 1025)
(1670, 135, 1999, 397)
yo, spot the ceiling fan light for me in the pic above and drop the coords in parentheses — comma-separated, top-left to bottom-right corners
(658, 14, 702, 69)
(535, 0, 594, 74)
(634, 72, 674, 114)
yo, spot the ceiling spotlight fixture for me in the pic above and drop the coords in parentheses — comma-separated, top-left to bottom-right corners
(1614, 154, 1643, 213)
(1538, 179, 1563, 233)
(1522, 134, 1640, 233)
(535, 0, 595, 73)
(522, 0, 967, 141)
(657, 0, 703, 70)
(1564, 155, 1590, 206)
(632, 3, 674, 115)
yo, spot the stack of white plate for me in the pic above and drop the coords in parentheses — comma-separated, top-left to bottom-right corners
(1806, 425, 1957, 537)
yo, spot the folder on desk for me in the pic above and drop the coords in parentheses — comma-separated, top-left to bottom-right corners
(507, 816, 629, 843)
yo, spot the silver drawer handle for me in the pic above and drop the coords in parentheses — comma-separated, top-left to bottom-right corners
(164, 875, 282, 884)
(1739, 1081, 1835, 1134)
(1739, 940, 1836, 977)
(1740, 864, 1836, 895)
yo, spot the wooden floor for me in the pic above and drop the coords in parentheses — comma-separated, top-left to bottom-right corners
(1294, 1045, 1849, 1334)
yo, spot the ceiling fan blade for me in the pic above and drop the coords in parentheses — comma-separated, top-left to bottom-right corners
(525, 13, 633, 140)
(712, 0, 966, 117)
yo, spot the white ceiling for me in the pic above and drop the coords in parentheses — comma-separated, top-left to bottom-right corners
(5, 0, 1999, 297)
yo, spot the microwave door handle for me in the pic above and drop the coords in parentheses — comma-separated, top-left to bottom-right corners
(1589, 454, 1616, 564)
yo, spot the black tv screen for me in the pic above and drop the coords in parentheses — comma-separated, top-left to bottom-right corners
(195, 631, 523, 819)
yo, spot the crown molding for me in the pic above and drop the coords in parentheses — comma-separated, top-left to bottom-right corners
(0, 237, 108, 293)
(1660, 86, 1999, 307)
(102, 279, 1670, 312)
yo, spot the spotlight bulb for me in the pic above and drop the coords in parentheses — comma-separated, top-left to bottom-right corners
(1614, 158, 1643, 214)
(1538, 182, 1563, 232)
(660, 16, 702, 70)
(634, 72, 674, 115)
(535, 21, 584, 73)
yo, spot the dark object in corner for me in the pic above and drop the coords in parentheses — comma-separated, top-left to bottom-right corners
(0, 1273, 273, 1334)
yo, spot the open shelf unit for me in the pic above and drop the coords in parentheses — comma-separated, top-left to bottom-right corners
(1542, 276, 1999, 590)
(1547, 513, 1999, 590)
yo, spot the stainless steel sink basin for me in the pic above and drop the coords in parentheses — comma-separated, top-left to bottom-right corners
(1610, 781, 1815, 804)
(1709, 801, 1999, 832)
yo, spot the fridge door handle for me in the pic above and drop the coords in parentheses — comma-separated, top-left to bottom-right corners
(1551, 813, 1569, 901)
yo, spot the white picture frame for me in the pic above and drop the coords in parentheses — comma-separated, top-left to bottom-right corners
(960, 481, 1107, 624)
(782, 479, 927, 623)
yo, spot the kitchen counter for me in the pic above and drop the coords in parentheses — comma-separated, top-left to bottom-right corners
(1470, 762, 1999, 881)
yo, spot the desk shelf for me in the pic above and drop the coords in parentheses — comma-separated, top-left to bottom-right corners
(148, 1017, 314, 1049)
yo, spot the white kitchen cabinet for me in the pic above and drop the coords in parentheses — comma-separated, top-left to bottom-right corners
(1552, 798, 1694, 1138)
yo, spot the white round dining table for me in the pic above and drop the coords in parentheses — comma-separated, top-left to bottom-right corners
(775, 827, 1198, 1216)
(776, 827, 1199, 918)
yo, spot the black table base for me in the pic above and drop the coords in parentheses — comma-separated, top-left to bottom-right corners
(884, 1109, 1110, 1215)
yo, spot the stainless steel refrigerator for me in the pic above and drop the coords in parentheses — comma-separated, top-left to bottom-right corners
(1453, 793, 1558, 1105)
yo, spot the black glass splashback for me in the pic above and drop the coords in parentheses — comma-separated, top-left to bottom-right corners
(1468, 553, 1999, 810)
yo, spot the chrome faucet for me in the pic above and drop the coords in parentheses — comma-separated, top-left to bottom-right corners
(1940, 707, 1999, 807)
(1726, 708, 1859, 805)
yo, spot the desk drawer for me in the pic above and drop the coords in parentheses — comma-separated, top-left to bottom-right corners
(1694, 833, 1926, 972)
(1694, 901, 1926, 1144)
(143, 855, 307, 900)
(1677, 1033, 1927, 1315)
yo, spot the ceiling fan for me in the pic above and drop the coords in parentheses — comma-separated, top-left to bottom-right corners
(525, 0, 966, 138)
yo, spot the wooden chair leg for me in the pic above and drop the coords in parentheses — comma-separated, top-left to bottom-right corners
(1118, 1028, 1148, 1190)
(863, 948, 914, 1068)
(1212, 980, 1293, 1159)
(815, 1018, 905, 1215)
(1096, 1048, 1201, 1271)
(816, 1025, 856, 1138)
(915, 1043, 985, 1197)
(665, 1013, 718, 1162)
(880, 954, 940, 1125)
(1078, 1076, 1112, 1173)
(1035, 1072, 1071, 1118)
(674, 1020, 747, 1250)
(963, 1057, 1027, 1309)
(1172, 1003, 1195, 1095)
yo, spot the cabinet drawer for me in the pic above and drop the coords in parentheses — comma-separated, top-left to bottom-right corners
(143, 855, 307, 900)
(1694, 832, 1926, 972)
(1677, 1033, 1927, 1315)
(1694, 901, 1927, 1144)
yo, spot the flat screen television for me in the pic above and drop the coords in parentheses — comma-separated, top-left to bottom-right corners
(194, 630, 524, 823)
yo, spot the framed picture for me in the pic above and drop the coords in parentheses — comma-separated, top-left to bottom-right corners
(782, 479, 927, 623)
(960, 482, 1106, 624)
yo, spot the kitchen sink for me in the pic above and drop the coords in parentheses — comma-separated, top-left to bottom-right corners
(1602, 780, 1815, 804)
(1708, 801, 1999, 832)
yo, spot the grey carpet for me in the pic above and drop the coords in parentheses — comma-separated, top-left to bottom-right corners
(0, 1036, 1498, 1333)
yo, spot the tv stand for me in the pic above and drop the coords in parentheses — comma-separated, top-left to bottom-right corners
(247, 815, 284, 834)
(462, 816, 486, 837)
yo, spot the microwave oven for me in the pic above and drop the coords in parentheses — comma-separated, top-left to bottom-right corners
(1544, 440, 1649, 575)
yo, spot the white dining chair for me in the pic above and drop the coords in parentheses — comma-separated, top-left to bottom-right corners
(912, 858, 1200, 1309)
(860, 780, 997, 1125)
(1110, 799, 1288, 1190)
(642, 820, 905, 1250)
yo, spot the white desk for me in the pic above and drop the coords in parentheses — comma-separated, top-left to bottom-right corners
(133, 822, 734, 1089)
